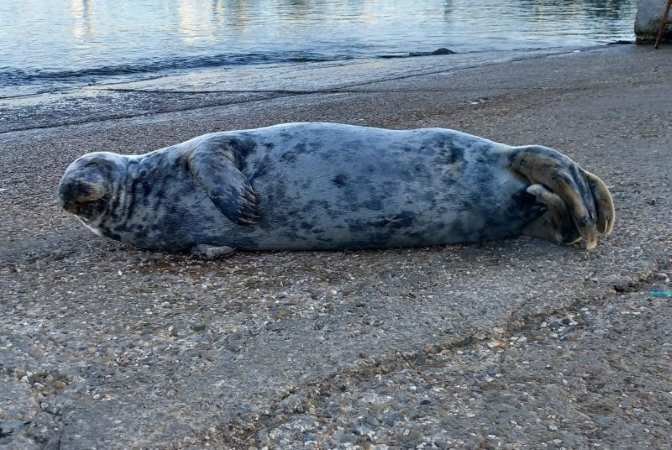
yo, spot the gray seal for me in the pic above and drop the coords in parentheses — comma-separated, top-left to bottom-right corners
(58, 123, 614, 255)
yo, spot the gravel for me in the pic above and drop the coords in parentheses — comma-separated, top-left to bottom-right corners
(1, 45, 671, 448)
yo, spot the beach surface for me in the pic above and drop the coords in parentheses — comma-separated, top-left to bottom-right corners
(1, 45, 671, 449)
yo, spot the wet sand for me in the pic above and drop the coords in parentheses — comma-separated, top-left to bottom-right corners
(1, 45, 671, 448)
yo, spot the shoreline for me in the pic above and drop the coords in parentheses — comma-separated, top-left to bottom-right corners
(1, 45, 671, 448)
(1, 41, 632, 99)
(0, 44, 628, 135)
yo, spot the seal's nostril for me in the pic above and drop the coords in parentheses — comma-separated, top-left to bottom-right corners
(60, 180, 106, 205)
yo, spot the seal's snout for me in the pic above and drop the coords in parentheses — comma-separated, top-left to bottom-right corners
(58, 153, 119, 219)
(58, 177, 106, 213)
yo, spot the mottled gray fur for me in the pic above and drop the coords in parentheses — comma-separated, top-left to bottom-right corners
(58, 123, 612, 253)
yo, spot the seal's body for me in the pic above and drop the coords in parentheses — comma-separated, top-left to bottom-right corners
(59, 123, 614, 253)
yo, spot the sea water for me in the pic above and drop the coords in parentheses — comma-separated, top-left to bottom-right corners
(0, 0, 636, 97)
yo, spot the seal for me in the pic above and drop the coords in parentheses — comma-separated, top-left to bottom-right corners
(58, 122, 614, 254)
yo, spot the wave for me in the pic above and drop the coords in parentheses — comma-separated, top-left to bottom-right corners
(0, 51, 356, 88)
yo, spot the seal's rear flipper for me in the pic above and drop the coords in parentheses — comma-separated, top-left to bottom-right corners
(582, 169, 615, 235)
(508, 145, 614, 250)
(188, 138, 261, 225)
(523, 184, 581, 245)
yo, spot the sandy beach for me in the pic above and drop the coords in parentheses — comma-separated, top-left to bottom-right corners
(1, 44, 671, 448)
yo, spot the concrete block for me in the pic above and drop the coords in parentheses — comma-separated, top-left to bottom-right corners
(636, 0, 672, 43)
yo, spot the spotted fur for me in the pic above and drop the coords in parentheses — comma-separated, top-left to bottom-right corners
(58, 123, 614, 252)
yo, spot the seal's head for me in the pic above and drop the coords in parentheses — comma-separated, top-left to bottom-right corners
(58, 152, 127, 224)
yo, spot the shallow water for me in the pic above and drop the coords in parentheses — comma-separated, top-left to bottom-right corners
(1, 0, 636, 95)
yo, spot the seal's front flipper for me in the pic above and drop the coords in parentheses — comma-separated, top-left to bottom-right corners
(188, 138, 261, 225)
(192, 244, 236, 259)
